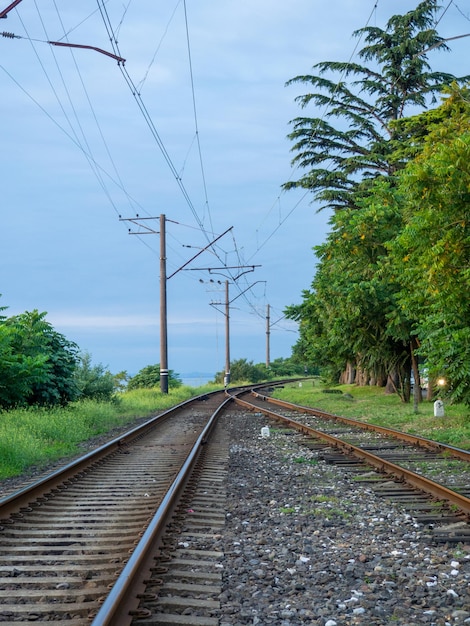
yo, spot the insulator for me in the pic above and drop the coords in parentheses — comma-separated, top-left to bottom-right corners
(1, 31, 16, 38)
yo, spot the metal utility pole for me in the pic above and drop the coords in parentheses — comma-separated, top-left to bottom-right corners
(265, 308, 289, 371)
(159, 214, 168, 394)
(224, 280, 230, 387)
(120, 214, 168, 393)
(266, 304, 270, 368)
(121, 214, 233, 394)
(207, 275, 264, 387)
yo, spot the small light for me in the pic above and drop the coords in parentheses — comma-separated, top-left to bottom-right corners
(437, 378, 446, 386)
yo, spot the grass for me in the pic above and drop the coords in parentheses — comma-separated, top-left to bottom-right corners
(0, 384, 219, 481)
(292, 456, 318, 466)
(1, 378, 469, 483)
(272, 380, 470, 449)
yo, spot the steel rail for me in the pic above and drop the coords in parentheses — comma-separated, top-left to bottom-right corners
(0, 392, 223, 520)
(233, 393, 470, 517)
(90, 394, 233, 626)
(252, 391, 470, 461)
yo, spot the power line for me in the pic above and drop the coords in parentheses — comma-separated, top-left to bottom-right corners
(96, 1, 218, 243)
(182, 0, 213, 234)
(251, 0, 380, 257)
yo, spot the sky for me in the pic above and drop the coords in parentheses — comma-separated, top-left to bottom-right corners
(0, 1, 468, 381)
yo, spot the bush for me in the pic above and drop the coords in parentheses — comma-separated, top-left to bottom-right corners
(73, 352, 115, 401)
(127, 364, 182, 390)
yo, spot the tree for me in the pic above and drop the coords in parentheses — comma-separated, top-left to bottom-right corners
(284, 0, 468, 211)
(213, 359, 262, 385)
(213, 357, 312, 384)
(1, 310, 79, 407)
(286, 86, 470, 403)
(73, 352, 116, 401)
(282, 3, 469, 400)
(388, 87, 470, 404)
(127, 365, 182, 390)
(113, 370, 129, 392)
(0, 322, 48, 409)
(286, 181, 416, 399)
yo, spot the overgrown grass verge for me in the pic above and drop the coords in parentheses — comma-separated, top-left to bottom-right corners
(273, 380, 470, 449)
(2, 379, 469, 482)
(0, 384, 220, 480)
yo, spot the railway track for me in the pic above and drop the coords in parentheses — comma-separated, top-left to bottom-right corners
(235, 388, 470, 541)
(0, 390, 230, 625)
(1, 382, 469, 624)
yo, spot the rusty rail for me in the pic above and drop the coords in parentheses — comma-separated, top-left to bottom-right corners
(233, 392, 470, 517)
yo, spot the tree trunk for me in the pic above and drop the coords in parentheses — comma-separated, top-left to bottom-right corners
(385, 373, 397, 394)
(340, 361, 356, 385)
(410, 339, 421, 413)
(427, 379, 433, 401)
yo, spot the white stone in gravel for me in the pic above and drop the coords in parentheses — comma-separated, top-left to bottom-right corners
(353, 607, 366, 614)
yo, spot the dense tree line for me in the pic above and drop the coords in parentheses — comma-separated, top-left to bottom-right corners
(213, 357, 317, 384)
(283, 1, 470, 404)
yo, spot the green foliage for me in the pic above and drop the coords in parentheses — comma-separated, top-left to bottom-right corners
(127, 364, 182, 390)
(273, 383, 470, 448)
(268, 357, 318, 377)
(212, 357, 311, 384)
(387, 87, 470, 404)
(283, 1, 470, 404)
(0, 309, 79, 408)
(286, 181, 415, 398)
(113, 370, 129, 392)
(0, 323, 47, 408)
(73, 352, 116, 401)
(284, 0, 468, 210)
(212, 358, 264, 384)
(0, 386, 198, 479)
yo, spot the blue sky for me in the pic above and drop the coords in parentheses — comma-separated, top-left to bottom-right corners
(0, 1, 468, 379)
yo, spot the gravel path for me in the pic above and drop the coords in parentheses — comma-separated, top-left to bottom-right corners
(220, 408, 470, 626)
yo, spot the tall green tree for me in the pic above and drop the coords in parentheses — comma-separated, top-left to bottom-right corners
(0, 322, 47, 408)
(286, 181, 416, 399)
(284, 0, 468, 210)
(287, 86, 470, 403)
(3, 310, 79, 407)
(388, 87, 470, 404)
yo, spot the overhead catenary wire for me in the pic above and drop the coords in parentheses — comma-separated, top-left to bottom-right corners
(7, 1, 455, 348)
(2, 2, 265, 318)
(49, 0, 142, 218)
(0, 57, 149, 220)
(3, 9, 239, 288)
(250, 0, 458, 262)
(182, 0, 213, 234)
(2, 3, 224, 257)
(94, 2, 209, 233)
(251, 0, 381, 253)
(93, 0, 254, 302)
(0, 14, 141, 220)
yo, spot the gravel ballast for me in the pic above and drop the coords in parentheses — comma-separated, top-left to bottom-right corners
(220, 408, 470, 626)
